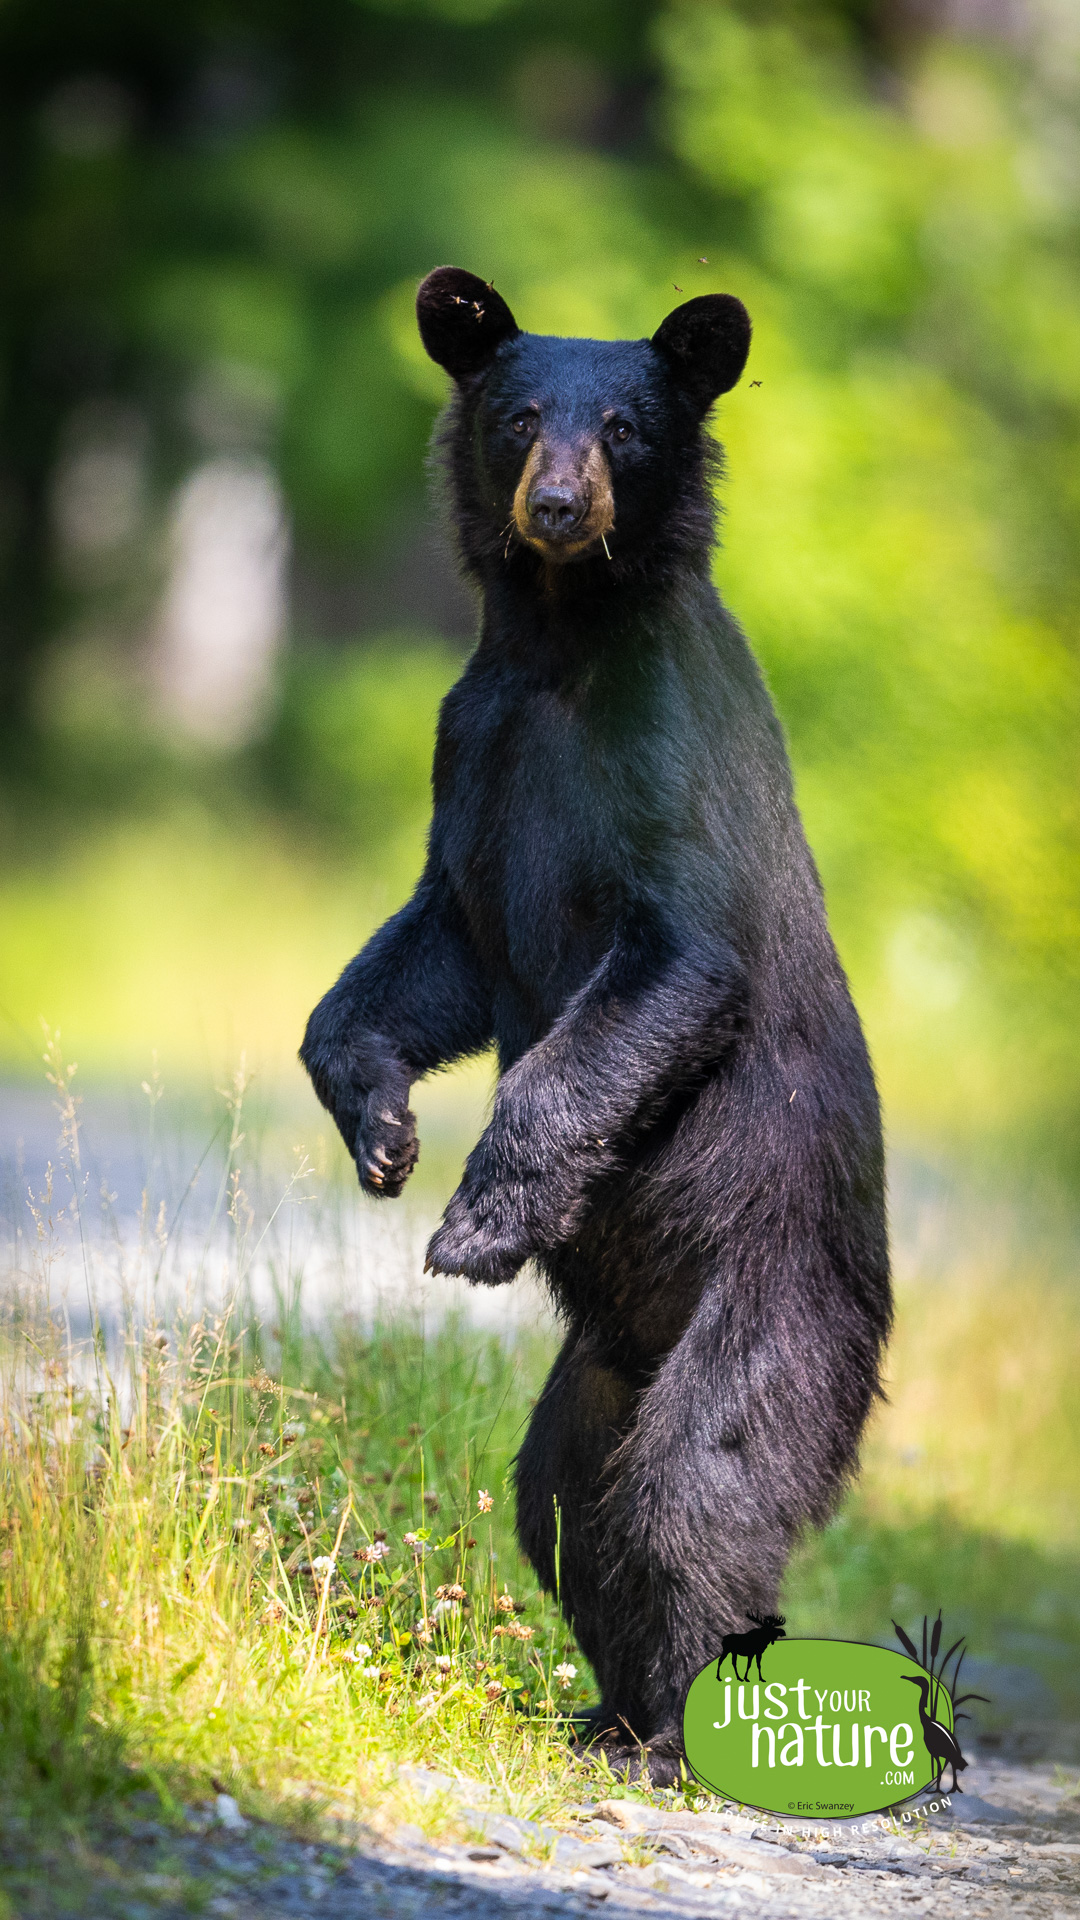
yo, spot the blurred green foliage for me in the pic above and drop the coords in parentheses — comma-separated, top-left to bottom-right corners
(1, 0, 1079, 1178)
(266, 639, 458, 840)
(659, 10, 1080, 1172)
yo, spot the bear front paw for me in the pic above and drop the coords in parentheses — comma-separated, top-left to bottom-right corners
(354, 1094, 419, 1199)
(424, 1185, 534, 1286)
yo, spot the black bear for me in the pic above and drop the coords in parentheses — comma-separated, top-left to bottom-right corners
(301, 266, 891, 1781)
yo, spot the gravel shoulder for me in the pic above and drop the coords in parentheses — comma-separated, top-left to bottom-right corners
(4, 1755, 1079, 1920)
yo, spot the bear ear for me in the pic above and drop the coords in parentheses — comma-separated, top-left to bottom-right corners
(416, 267, 520, 382)
(652, 294, 752, 411)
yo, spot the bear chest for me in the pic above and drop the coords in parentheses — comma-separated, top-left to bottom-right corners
(436, 681, 673, 1025)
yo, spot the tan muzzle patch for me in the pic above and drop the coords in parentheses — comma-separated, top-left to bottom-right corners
(512, 439, 615, 560)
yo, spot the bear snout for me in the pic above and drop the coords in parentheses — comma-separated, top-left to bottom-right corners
(527, 480, 587, 538)
(513, 438, 614, 561)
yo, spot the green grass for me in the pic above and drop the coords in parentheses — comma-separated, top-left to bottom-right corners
(1, 1056, 1078, 1866)
(0, 1053, 595, 1858)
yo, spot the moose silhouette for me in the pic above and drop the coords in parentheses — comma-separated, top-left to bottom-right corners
(715, 1613, 787, 1682)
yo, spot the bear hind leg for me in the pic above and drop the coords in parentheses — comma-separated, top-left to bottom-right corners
(513, 1331, 641, 1724)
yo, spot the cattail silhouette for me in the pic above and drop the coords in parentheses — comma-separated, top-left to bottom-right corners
(894, 1612, 989, 1786)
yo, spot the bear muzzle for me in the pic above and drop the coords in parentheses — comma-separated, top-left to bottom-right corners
(514, 439, 615, 562)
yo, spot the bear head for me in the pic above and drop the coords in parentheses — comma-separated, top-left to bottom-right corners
(416, 266, 751, 579)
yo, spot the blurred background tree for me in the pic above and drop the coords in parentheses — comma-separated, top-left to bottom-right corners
(1, 0, 1079, 1191)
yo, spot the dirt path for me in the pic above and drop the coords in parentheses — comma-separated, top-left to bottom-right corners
(5, 1755, 1078, 1920)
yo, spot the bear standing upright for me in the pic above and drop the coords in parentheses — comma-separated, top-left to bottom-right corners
(301, 266, 891, 1780)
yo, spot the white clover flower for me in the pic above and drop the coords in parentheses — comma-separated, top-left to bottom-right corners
(554, 1662, 577, 1686)
(356, 1540, 389, 1564)
(310, 1555, 336, 1577)
(477, 1489, 494, 1513)
(362, 1665, 381, 1680)
(352, 1642, 372, 1660)
(435, 1654, 452, 1673)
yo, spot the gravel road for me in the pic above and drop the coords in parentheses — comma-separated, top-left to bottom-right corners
(5, 1754, 1078, 1920)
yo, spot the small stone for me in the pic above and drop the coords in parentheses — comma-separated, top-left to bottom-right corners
(393, 1821, 427, 1850)
(593, 1800, 663, 1831)
(213, 1793, 247, 1831)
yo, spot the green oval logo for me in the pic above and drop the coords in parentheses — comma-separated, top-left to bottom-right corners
(684, 1639, 959, 1818)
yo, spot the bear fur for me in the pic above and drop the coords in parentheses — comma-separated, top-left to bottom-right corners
(301, 266, 891, 1778)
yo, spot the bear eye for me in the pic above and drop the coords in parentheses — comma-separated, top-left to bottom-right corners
(608, 420, 633, 444)
(510, 411, 536, 436)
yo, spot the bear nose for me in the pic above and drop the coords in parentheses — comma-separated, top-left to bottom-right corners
(527, 482, 586, 537)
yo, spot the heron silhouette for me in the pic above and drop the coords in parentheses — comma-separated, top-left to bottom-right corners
(903, 1674, 967, 1792)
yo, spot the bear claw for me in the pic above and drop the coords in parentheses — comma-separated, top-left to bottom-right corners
(352, 1102, 419, 1199)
